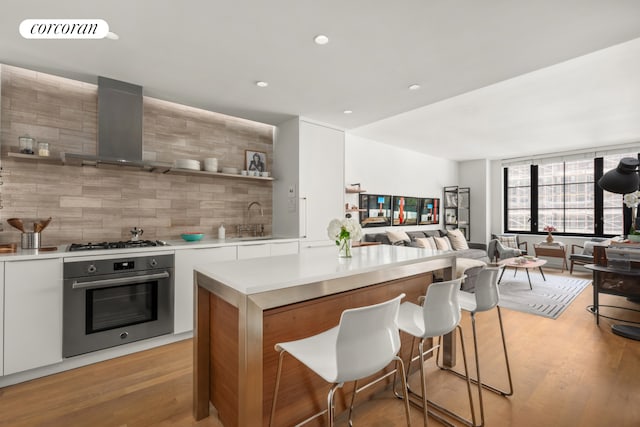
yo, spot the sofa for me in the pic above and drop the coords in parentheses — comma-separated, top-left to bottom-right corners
(362, 229, 489, 291)
(363, 229, 489, 262)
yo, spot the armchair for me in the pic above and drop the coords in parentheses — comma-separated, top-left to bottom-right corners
(488, 238, 523, 262)
(569, 244, 592, 274)
(492, 233, 528, 255)
(569, 238, 611, 274)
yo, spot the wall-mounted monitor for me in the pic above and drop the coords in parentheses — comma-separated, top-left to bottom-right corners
(418, 198, 440, 225)
(359, 194, 392, 227)
(392, 196, 418, 226)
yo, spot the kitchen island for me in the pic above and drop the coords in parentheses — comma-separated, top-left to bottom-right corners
(193, 245, 457, 426)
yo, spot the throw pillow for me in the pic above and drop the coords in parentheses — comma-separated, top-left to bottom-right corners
(498, 235, 518, 249)
(434, 236, 452, 251)
(415, 237, 436, 250)
(386, 230, 410, 245)
(447, 229, 469, 250)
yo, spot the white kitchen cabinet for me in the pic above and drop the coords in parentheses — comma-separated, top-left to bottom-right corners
(269, 241, 299, 256)
(0, 262, 4, 376)
(174, 246, 237, 334)
(273, 118, 345, 246)
(237, 243, 271, 260)
(299, 240, 338, 251)
(299, 121, 345, 243)
(237, 241, 299, 260)
(4, 258, 63, 375)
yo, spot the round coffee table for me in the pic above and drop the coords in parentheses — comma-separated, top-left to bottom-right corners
(498, 257, 547, 290)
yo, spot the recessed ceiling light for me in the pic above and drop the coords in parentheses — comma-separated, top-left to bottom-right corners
(256, 81, 268, 88)
(105, 31, 119, 40)
(343, 110, 353, 114)
(314, 34, 329, 45)
(408, 84, 421, 91)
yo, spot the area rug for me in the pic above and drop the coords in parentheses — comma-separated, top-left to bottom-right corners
(497, 272, 591, 319)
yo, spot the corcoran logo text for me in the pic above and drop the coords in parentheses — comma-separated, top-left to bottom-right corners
(19, 19, 109, 39)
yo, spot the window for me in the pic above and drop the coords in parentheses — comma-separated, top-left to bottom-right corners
(503, 152, 638, 237)
(538, 160, 594, 234)
(505, 165, 530, 231)
(602, 154, 630, 235)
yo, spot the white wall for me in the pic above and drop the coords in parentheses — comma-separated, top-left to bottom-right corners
(459, 159, 491, 244)
(344, 134, 458, 234)
(345, 132, 590, 271)
(272, 117, 300, 237)
(345, 134, 582, 271)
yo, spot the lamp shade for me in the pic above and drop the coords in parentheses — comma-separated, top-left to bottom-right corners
(597, 157, 640, 194)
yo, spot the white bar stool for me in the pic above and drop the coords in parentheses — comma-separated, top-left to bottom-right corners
(269, 293, 412, 427)
(396, 278, 476, 427)
(437, 266, 514, 427)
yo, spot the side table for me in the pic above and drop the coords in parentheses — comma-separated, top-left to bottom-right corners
(534, 242, 568, 272)
(585, 264, 640, 340)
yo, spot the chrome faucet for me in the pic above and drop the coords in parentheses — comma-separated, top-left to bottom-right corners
(237, 201, 264, 237)
(248, 201, 264, 219)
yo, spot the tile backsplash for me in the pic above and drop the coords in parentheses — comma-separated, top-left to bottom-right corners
(0, 65, 274, 246)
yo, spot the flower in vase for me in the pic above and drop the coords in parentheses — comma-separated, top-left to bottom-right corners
(327, 217, 363, 257)
(623, 190, 640, 235)
(543, 225, 556, 243)
(623, 190, 640, 209)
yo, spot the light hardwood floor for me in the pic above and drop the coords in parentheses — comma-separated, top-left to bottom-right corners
(1, 268, 638, 427)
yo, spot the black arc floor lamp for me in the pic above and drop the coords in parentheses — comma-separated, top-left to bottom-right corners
(597, 156, 640, 340)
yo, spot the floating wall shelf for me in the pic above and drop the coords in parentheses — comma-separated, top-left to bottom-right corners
(345, 183, 366, 193)
(7, 152, 60, 164)
(6, 151, 274, 181)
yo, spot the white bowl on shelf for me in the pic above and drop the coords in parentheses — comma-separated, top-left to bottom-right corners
(174, 159, 201, 170)
(203, 158, 218, 172)
(221, 167, 239, 174)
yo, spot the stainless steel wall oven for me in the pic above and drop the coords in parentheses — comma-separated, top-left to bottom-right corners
(63, 253, 174, 357)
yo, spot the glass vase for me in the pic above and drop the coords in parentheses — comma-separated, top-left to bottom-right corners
(338, 238, 352, 258)
(546, 232, 554, 244)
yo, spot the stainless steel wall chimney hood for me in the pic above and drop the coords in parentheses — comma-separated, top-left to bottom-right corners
(61, 77, 172, 172)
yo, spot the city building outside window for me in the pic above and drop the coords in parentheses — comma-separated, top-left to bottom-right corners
(503, 151, 638, 237)
(505, 164, 530, 231)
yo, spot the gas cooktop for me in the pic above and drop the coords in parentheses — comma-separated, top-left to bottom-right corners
(67, 240, 169, 252)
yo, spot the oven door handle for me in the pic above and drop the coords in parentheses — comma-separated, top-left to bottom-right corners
(71, 271, 170, 290)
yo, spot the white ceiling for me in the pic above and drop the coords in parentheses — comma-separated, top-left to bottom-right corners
(353, 37, 640, 160)
(1, 0, 640, 160)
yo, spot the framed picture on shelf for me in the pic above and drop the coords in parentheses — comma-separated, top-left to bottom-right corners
(359, 194, 392, 227)
(392, 196, 418, 226)
(418, 198, 439, 225)
(245, 150, 267, 172)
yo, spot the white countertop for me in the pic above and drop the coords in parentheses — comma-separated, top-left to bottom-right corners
(195, 244, 454, 295)
(0, 236, 299, 262)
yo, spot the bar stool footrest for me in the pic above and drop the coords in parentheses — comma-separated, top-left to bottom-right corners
(438, 366, 513, 397)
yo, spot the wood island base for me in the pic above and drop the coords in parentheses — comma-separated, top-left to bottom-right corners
(192, 246, 456, 426)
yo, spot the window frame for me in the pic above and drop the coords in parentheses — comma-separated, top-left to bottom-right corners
(503, 155, 635, 238)
(503, 166, 533, 232)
